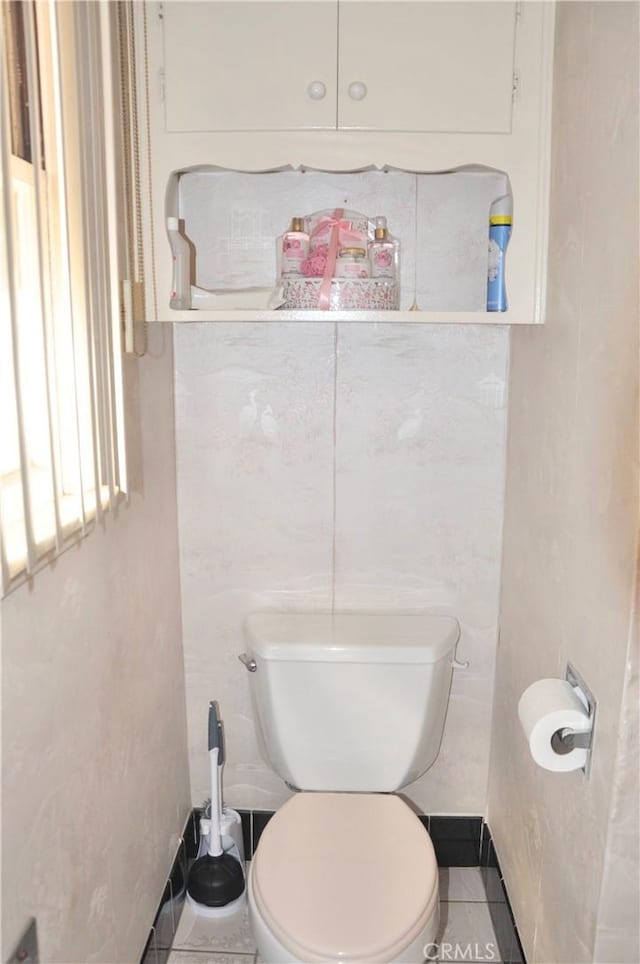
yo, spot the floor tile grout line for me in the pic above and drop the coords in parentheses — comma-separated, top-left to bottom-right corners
(169, 953, 256, 959)
(440, 897, 502, 903)
(441, 897, 493, 903)
(170, 950, 256, 958)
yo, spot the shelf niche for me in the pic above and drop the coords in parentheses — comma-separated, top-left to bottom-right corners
(164, 165, 511, 321)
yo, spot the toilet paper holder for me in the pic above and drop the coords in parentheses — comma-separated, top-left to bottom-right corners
(550, 663, 596, 777)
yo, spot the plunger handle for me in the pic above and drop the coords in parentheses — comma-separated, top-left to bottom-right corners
(208, 702, 223, 857)
(208, 701, 221, 752)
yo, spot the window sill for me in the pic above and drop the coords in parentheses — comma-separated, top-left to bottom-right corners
(2, 485, 121, 593)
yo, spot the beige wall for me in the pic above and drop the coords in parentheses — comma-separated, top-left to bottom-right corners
(593, 566, 639, 963)
(487, 3, 639, 962)
(1, 326, 190, 964)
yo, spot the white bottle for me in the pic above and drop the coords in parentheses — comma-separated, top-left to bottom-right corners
(167, 216, 191, 309)
(368, 216, 396, 279)
(281, 217, 310, 278)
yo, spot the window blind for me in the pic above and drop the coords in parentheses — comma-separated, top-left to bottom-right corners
(0, 0, 126, 594)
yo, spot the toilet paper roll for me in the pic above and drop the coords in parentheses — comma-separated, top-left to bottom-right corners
(518, 678, 591, 772)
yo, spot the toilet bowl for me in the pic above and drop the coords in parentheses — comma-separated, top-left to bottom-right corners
(241, 612, 461, 964)
(248, 793, 439, 964)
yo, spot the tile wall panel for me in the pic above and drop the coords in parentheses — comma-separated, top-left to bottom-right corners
(175, 322, 509, 816)
(333, 325, 509, 813)
(175, 323, 335, 809)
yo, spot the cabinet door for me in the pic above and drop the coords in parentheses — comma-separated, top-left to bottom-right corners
(162, 2, 338, 132)
(338, 2, 517, 133)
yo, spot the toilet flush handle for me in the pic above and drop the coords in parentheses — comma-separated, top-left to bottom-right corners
(238, 653, 257, 673)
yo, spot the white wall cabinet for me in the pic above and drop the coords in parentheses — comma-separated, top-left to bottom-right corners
(337, 3, 517, 134)
(134, 1, 555, 324)
(161, 1, 518, 135)
(163, 2, 338, 132)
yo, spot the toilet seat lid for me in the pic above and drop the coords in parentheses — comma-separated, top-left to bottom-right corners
(251, 793, 439, 963)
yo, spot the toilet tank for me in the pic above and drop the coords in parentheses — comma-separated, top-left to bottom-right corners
(243, 612, 460, 792)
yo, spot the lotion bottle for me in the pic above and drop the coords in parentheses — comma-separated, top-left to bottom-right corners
(368, 216, 397, 279)
(281, 217, 310, 277)
(167, 217, 191, 309)
(487, 196, 512, 312)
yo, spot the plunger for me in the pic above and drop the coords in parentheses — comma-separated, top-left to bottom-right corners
(187, 702, 245, 909)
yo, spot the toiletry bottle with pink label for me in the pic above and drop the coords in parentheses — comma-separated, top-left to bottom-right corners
(368, 216, 396, 279)
(281, 217, 310, 277)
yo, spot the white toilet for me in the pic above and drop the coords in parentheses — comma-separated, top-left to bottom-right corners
(240, 611, 461, 964)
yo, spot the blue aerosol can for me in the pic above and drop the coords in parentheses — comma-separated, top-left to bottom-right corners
(487, 195, 513, 312)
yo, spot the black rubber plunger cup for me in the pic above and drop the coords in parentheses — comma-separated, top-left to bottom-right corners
(187, 851, 245, 907)
(187, 702, 245, 908)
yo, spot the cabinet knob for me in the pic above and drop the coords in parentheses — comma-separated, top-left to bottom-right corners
(307, 80, 327, 101)
(348, 81, 368, 101)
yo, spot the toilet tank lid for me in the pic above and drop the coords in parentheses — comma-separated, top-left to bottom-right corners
(245, 613, 460, 664)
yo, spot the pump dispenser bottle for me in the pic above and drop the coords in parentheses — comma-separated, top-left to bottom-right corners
(281, 217, 309, 277)
(368, 216, 396, 279)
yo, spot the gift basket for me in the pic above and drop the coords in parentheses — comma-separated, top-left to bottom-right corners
(276, 208, 400, 310)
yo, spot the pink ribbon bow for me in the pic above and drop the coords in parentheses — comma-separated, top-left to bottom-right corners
(310, 209, 364, 309)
